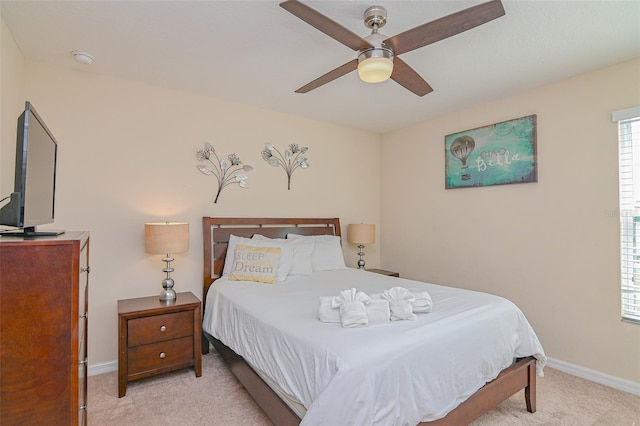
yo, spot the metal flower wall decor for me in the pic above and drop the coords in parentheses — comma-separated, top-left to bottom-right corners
(261, 143, 309, 190)
(196, 142, 253, 203)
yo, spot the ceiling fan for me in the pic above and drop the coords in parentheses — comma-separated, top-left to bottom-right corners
(280, 0, 505, 96)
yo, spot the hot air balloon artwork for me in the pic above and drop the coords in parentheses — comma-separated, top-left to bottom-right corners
(445, 115, 537, 189)
(450, 136, 476, 181)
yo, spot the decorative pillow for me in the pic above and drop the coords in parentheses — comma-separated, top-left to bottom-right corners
(286, 234, 346, 271)
(253, 234, 314, 276)
(223, 235, 293, 281)
(229, 244, 281, 284)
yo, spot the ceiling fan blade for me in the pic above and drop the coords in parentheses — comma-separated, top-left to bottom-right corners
(390, 57, 433, 97)
(385, 0, 505, 56)
(280, 0, 372, 51)
(295, 59, 358, 93)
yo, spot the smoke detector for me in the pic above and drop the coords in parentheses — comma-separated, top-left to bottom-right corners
(72, 51, 94, 65)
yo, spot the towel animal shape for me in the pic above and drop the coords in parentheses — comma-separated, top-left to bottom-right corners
(409, 289, 433, 313)
(381, 287, 417, 321)
(332, 288, 371, 328)
(319, 295, 389, 325)
(319, 287, 430, 326)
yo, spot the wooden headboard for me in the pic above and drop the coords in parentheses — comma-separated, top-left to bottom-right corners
(202, 217, 341, 303)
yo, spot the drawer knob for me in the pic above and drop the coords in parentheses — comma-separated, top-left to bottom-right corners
(159, 352, 166, 359)
(81, 266, 91, 273)
(160, 325, 166, 332)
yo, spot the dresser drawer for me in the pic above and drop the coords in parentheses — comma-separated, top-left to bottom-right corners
(128, 311, 193, 347)
(128, 336, 194, 374)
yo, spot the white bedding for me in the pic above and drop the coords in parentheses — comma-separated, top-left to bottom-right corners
(202, 268, 546, 426)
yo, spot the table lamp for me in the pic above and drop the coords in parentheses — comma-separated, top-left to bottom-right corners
(347, 223, 375, 269)
(144, 222, 189, 301)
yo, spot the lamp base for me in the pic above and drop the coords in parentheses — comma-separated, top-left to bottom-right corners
(357, 244, 366, 269)
(160, 276, 176, 302)
(159, 288, 176, 302)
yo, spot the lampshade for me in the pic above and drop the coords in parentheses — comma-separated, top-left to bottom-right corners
(357, 48, 394, 83)
(347, 224, 376, 245)
(145, 222, 189, 254)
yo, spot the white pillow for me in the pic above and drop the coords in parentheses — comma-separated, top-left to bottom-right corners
(223, 235, 293, 281)
(252, 234, 314, 276)
(286, 234, 346, 271)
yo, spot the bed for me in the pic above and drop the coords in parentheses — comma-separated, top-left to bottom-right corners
(201, 217, 546, 425)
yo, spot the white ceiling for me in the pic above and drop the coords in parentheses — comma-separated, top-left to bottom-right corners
(1, 0, 639, 133)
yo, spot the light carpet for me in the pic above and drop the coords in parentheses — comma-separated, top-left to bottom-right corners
(88, 352, 639, 425)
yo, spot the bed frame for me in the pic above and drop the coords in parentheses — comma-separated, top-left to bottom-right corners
(201, 217, 537, 426)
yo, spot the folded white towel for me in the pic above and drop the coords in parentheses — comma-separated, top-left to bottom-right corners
(318, 296, 341, 323)
(409, 289, 433, 313)
(332, 288, 371, 328)
(381, 287, 417, 321)
(366, 299, 390, 324)
(320, 287, 425, 327)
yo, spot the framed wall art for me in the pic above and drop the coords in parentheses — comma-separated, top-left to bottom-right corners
(445, 114, 537, 189)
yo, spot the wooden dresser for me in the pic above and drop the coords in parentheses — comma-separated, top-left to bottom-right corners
(0, 232, 90, 425)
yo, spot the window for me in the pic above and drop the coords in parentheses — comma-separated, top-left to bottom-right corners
(615, 106, 640, 323)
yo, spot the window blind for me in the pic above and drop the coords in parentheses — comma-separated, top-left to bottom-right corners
(617, 110, 640, 323)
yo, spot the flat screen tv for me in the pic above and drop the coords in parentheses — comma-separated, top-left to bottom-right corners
(0, 101, 64, 237)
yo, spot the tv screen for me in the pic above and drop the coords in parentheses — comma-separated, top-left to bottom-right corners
(0, 101, 63, 237)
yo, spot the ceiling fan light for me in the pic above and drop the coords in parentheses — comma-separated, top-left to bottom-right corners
(357, 48, 393, 83)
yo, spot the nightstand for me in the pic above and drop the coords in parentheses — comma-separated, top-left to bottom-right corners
(118, 292, 202, 397)
(367, 268, 400, 277)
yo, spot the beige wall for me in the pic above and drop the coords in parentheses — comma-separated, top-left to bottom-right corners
(381, 58, 640, 383)
(1, 18, 381, 365)
(1, 18, 25, 196)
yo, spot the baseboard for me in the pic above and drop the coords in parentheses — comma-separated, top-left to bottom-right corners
(546, 357, 640, 396)
(88, 360, 118, 377)
(88, 356, 640, 397)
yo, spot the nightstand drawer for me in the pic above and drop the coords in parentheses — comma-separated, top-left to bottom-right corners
(128, 336, 194, 374)
(128, 311, 193, 347)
